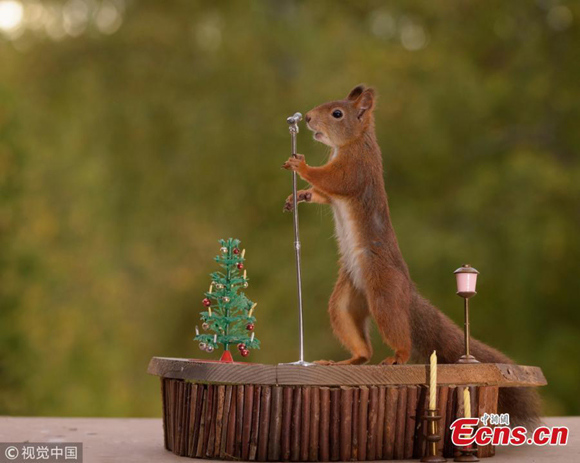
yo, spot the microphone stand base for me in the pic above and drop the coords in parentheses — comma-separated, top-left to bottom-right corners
(280, 360, 315, 367)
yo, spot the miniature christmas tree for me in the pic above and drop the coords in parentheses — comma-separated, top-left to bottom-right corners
(194, 238, 260, 361)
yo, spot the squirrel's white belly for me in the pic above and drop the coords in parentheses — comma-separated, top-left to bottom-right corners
(332, 200, 364, 290)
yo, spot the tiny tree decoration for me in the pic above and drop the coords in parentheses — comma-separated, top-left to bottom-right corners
(194, 238, 260, 362)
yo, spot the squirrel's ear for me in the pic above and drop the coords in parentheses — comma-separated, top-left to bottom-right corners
(354, 88, 376, 120)
(347, 85, 366, 101)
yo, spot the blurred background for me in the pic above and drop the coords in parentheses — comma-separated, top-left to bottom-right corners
(1, 0, 579, 419)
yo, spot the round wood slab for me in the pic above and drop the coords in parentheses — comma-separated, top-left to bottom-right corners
(147, 357, 547, 387)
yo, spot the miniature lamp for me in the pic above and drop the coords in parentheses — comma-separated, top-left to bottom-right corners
(454, 265, 480, 364)
(455, 265, 478, 298)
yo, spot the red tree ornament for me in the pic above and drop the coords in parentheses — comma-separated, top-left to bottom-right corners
(246, 323, 254, 331)
(202, 298, 211, 307)
(233, 248, 240, 255)
(237, 263, 244, 270)
(240, 349, 249, 357)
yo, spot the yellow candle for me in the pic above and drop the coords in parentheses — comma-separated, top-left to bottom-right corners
(464, 387, 471, 418)
(209, 283, 213, 293)
(241, 249, 246, 258)
(249, 302, 257, 317)
(243, 269, 247, 279)
(429, 351, 437, 409)
(208, 306, 212, 316)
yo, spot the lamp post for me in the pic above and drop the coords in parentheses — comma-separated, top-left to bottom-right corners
(454, 264, 480, 364)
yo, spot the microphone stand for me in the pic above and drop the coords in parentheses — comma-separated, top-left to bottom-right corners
(284, 112, 312, 366)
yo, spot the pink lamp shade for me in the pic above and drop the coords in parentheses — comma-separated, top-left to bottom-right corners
(454, 264, 479, 296)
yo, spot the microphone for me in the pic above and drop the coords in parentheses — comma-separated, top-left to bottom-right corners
(287, 112, 303, 126)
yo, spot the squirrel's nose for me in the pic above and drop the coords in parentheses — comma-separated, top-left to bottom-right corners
(305, 114, 311, 123)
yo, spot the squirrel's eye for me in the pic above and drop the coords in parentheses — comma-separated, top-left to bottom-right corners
(332, 109, 343, 119)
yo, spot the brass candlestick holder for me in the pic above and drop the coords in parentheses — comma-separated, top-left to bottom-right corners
(454, 444, 479, 462)
(454, 415, 479, 463)
(454, 386, 479, 462)
(421, 408, 446, 462)
(454, 265, 480, 364)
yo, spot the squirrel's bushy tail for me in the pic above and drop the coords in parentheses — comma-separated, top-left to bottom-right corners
(410, 293, 541, 427)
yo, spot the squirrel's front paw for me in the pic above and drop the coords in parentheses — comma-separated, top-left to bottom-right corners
(282, 154, 306, 172)
(283, 190, 312, 212)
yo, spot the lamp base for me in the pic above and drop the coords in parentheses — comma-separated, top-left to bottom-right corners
(456, 354, 480, 364)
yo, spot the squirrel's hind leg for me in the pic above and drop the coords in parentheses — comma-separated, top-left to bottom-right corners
(366, 271, 412, 365)
(315, 269, 372, 365)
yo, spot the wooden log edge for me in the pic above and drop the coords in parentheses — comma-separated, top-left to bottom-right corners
(147, 357, 547, 387)
(163, 380, 505, 462)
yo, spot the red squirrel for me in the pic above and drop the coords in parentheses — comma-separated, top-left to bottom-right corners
(283, 85, 539, 425)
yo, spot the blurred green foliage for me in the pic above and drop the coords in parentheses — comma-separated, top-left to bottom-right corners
(0, 0, 579, 418)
